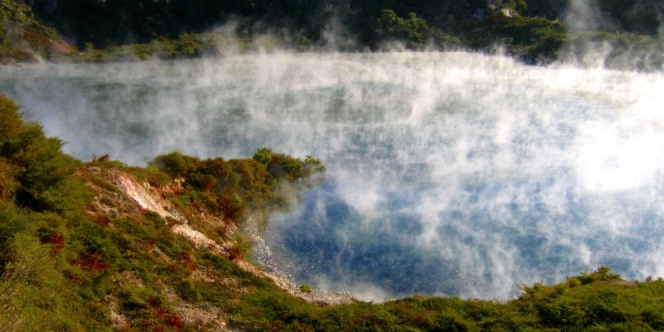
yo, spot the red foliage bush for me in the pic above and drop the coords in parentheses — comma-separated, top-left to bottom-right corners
(92, 153, 111, 162)
(167, 313, 183, 330)
(182, 252, 197, 270)
(78, 252, 108, 273)
(98, 215, 109, 228)
(228, 245, 243, 261)
(46, 232, 65, 256)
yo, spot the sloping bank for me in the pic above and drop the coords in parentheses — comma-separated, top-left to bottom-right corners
(90, 153, 354, 305)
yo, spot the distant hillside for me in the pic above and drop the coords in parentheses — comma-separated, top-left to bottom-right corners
(26, 0, 663, 47)
(1, 0, 662, 67)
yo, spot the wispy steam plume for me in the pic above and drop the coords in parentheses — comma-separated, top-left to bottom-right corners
(1, 50, 663, 301)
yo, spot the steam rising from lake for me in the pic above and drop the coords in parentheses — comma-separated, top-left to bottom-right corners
(1, 52, 663, 300)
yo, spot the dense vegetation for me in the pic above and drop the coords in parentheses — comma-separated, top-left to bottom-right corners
(2, 1, 664, 330)
(1, 0, 663, 68)
(2, 94, 664, 331)
(23, 0, 663, 47)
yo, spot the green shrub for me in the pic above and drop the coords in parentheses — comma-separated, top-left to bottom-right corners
(0, 95, 90, 213)
(149, 151, 196, 177)
(253, 147, 273, 165)
(120, 283, 155, 310)
(190, 172, 218, 192)
(178, 279, 203, 302)
(299, 284, 312, 293)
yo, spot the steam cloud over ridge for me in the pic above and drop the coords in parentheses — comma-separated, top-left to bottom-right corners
(1, 52, 663, 300)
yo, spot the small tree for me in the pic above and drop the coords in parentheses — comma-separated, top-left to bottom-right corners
(253, 147, 272, 165)
(149, 151, 196, 177)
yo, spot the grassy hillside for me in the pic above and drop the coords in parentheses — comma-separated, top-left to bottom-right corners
(0, 0, 659, 67)
(2, 94, 664, 331)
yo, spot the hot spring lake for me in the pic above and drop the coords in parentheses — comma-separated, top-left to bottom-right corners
(1, 52, 663, 300)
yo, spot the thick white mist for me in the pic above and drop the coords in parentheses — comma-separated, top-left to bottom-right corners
(1, 52, 663, 301)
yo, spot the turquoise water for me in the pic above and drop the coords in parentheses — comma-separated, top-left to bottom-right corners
(2, 52, 663, 300)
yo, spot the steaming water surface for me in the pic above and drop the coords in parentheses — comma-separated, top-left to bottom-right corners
(1, 52, 663, 300)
